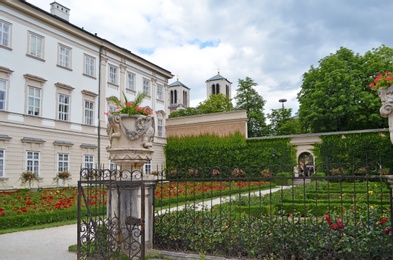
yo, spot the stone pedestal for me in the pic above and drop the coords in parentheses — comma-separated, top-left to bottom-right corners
(106, 114, 159, 253)
(378, 86, 393, 144)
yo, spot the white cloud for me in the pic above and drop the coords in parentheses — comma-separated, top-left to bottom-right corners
(28, 0, 393, 115)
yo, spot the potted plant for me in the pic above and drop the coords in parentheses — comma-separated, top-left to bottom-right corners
(369, 72, 393, 144)
(105, 92, 155, 170)
(19, 171, 40, 188)
(53, 171, 71, 186)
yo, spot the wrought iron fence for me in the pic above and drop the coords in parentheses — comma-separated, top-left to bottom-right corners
(77, 168, 153, 260)
(76, 161, 393, 259)
(153, 161, 393, 259)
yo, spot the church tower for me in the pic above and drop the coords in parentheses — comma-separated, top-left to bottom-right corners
(206, 70, 232, 98)
(168, 77, 190, 113)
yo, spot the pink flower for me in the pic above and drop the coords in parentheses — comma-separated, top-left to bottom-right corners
(336, 219, 344, 229)
(104, 111, 109, 115)
(125, 102, 132, 107)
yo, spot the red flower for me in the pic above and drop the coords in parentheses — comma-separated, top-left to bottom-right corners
(369, 83, 375, 88)
(385, 228, 391, 235)
(374, 73, 383, 83)
(125, 102, 132, 107)
(325, 215, 332, 225)
(330, 224, 339, 230)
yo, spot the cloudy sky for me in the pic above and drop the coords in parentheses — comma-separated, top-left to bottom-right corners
(28, 0, 392, 115)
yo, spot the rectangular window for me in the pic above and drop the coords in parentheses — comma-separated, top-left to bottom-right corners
(0, 150, 4, 177)
(157, 84, 163, 100)
(144, 162, 151, 175)
(0, 20, 11, 48)
(84, 155, 94, 169)
(143, 79, 150, 95)
(26, 151, 40, 175)
(58, 153, 69, 172)
(58, 94, 70, 121)
(28, 32, 44, 59)
(127, 72, 135, 90)
(0, 79, 6, 110)
(109, 65, 118, 84)
(84, 100, 94, 125)
(109, 161, 117, 171)
(158, 118, 163, 137)
(27, 86, 41, 116)
(84, 54, 95, 77)
(59, 44, 71, 68)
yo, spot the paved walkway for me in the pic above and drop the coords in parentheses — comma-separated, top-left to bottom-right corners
(0, 224, 77, 260)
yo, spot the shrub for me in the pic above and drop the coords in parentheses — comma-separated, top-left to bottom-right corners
(273, 172, 292, 186)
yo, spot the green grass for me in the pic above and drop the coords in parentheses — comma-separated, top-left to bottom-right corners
(0, 219, 77, 234)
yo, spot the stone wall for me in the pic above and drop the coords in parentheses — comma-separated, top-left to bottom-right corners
(166, 110, 248, 138)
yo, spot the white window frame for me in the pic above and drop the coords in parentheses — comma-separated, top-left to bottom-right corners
(58, 93, 70, 121)
(0, 20, 11, 48)
(127, 71, 135, 90)
(57, 153, 69, 172)
(109, 161, 117, 171)
(84, 54, 95, 77)
(0, 79, 6, 110)
(144, 162, 151, 174)
(157, 118, 163, 137)
(84, 155, 94, 169)
(143, 79, 150, 95)
(84, 100, 94, 125)
(109, 64, 118, 84)
(26, 151, 40, 175)
(58, 44, 71, 68)
(27, 86, 41, 116)
(28, 31, 44, 59)
(157, 84, 163, 100)
(0, 150, 4, 177)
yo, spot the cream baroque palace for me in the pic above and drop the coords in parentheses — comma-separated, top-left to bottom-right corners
(0, 1, 174, 188)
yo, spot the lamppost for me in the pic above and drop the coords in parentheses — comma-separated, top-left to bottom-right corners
(279, 98, 287, 109)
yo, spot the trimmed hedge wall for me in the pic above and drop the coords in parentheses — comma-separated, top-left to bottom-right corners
(313, 131, 393, 175)
(165, 133, 297, 179)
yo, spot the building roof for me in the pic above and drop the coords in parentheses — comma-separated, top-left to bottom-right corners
(15, 0, 173, 79)
(206, 73, 232, 84)
(169, 80, 190, 90)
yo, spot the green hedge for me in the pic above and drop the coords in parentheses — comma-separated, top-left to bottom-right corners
(313, 131, 393, 175)
(165, 133, 297, 179)
(0, 208, 106, 230)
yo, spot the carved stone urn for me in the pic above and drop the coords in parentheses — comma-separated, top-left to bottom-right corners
(106, 113, 157, 252)
(106, 114, 155, 170)
(378, 86, 393, 144)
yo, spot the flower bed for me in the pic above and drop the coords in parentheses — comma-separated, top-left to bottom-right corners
(155, 180, 271, 207)
(0, 181, 270, 230)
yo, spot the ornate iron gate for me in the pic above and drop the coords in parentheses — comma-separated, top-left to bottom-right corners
(77, 168, 147, 260)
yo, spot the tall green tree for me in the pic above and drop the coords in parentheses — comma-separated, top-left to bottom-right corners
(197, 93, 233, 114)
(234, 77, 267, 137)
(297, 45, 392, 133)
(267, 108, 301, 136)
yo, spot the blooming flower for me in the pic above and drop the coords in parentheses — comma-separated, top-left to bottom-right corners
(106, 92, 153, 116)
(369, 71, 393, 90)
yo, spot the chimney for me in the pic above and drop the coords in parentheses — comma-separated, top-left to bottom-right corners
(50, 2, 70, 22)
